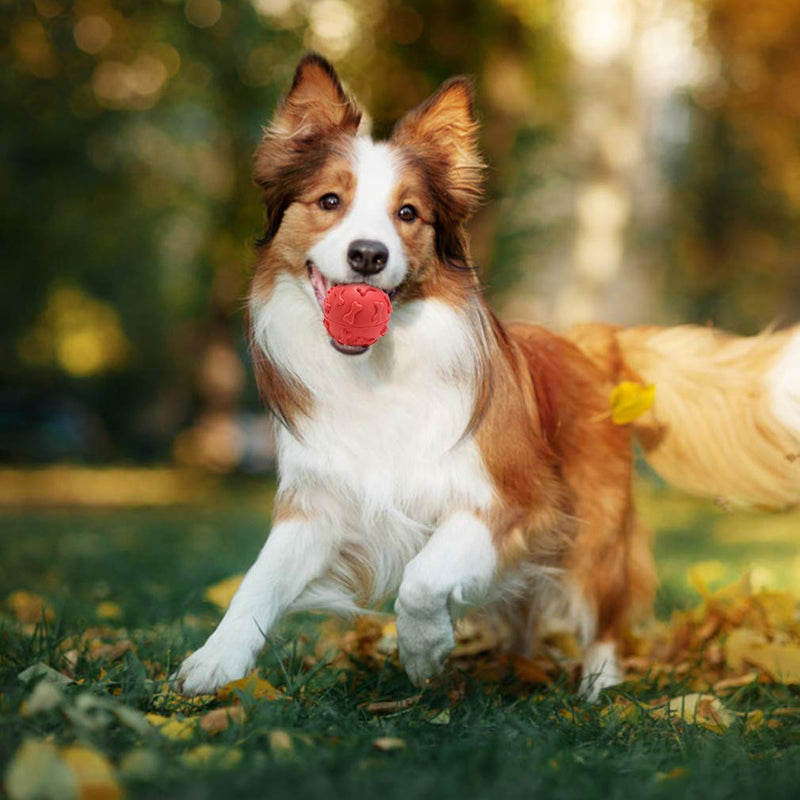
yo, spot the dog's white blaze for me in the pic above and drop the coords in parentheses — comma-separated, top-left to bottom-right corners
(769, 328, 800, 441)
(250, 274, 495, 609)
(307, 137, 408, 290)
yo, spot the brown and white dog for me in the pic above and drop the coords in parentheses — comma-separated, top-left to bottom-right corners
(176, 54, 800, 699)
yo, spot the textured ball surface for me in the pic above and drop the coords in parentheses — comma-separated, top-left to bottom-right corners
(323, 283, 392, 347)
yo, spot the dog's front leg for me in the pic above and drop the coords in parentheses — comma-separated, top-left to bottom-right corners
(175, 517, 334, 695)
(395, 511, 497, 686)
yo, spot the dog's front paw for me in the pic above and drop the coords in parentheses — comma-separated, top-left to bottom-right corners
(395, 603, 455, 687)
(173, 636, 255, 696)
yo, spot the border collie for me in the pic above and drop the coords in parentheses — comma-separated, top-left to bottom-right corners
(175, 54, 800, 700)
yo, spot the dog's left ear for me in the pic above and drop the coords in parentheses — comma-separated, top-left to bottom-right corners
(268, 53, 362, 140)
(391, 77, 485, 220)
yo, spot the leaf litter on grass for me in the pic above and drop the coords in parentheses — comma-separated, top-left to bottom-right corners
(4, 563, 800, 796)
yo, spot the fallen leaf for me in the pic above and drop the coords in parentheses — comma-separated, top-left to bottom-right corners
(268, 730, 294, 755)
(372, 737, 406, 752)
(599, 698, 641, 726)
(770, 707, 800, 717)
(713, 673, 758, 693)
(21, 680, 65, 717)
(181, 745, 243, 770)
(652, 693, 737, 734)
(95, 602, 122, 621)
(216, 672, 283, 702)
(425, 708, 451, 725)
(609, 382, 655, 425)
(60, 746, 121, 800)
(18, 663, 73, 687)
(4, 739, 77, 800)
(203, 575, 244, 611)
(744, 642, 800, 684)
(199, 705, 247, 734)
(363, 695, 421, 714)
(146, 713, 197, 741)
(742, 710, 765, 733)
(724, 628, 766, 672)
(656, 767, 689, 783)
(6, 590, 55, 624)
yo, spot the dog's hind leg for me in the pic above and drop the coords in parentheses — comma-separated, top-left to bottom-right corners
(572, 506, 656, 701)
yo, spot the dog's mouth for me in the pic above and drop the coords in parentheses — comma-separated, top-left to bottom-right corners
(307, 261, 395, 356)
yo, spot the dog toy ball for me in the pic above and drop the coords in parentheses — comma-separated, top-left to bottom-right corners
(323, 283, 392, 347)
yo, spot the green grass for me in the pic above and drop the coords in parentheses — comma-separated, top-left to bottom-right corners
(2, 480, 800, 799)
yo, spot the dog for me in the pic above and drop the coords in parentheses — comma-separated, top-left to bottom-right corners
(175, 53, 800, 700)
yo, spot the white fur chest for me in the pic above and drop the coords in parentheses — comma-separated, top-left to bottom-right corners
(251, 276, 495, 602)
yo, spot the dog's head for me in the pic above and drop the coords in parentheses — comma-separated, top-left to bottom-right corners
(251, 54, 485, 354)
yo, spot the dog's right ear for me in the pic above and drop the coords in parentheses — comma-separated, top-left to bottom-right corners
(263, 53, 361, 144)
(254, 54, 361, 243)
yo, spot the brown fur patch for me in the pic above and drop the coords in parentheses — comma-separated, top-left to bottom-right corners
(254, 53, 361, 246)
(473, 318, 654, 639)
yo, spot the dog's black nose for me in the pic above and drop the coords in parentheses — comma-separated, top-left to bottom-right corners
(347, 239, 388, 276)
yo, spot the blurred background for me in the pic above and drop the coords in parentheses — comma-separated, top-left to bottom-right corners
(2, 0, 800, 476)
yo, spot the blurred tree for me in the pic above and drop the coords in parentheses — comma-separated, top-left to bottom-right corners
(1, 0, 796, 466)
(1, 0, 563, 463)
(664, 0, 800, 330)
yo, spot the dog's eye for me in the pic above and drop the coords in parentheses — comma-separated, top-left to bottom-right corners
(398, 204, 417, 223)
(318, 193, 341, 211)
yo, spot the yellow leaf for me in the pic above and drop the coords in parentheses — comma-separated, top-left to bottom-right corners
(724, 628, 766, 671)
(746, 643, 800, 684)
(743, 710, 765, 733)
(199, 705, 247, 734)
(688, 561, 727, 600)
(652, 694, 737, 734)
(95, 602, 122, 621)
(268, 730, 294, 755)
(4, 739, 77, 800)
(6, 590, 55, 624)
(656, 767, 689, 783)
(216, 672, 283, 702)
(60, 746, 121, 800)
(203, 575, 244, 611)
(599, 699, 641, 726)
(609, 382, 655, 425)
(181, 745, 242, 770)
(146, 713, 197, 741)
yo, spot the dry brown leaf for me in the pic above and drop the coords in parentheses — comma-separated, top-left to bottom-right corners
(713, 672, 759, 693)
(372, 737, 406, 752)
(363, 694, 422, 714)
(199, 705, 247, 734)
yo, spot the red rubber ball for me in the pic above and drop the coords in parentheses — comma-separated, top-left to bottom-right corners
(323, 283, 392, 347)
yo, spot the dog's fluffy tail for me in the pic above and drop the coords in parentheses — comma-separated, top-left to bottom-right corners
(568, 322, 800, 510)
